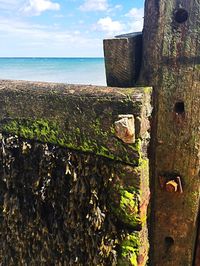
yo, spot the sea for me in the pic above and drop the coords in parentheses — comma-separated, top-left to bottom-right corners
(0, 57, 106, 86)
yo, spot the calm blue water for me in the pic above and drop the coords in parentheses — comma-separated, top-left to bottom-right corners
(0, 58, 106, 86)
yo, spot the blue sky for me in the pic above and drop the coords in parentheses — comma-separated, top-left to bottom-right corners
(0, 0, 144, 57)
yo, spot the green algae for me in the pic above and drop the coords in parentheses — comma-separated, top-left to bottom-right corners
(119, 189, 140, 227)
(118, 233, 140, 266)
(110, 158, 149, 229)
(111, 186, 141, 228)
(119, 87, 152, 97)
(195, 64, 200, 71)
(143, 87, 152, 94)
(2, 119, 60, 144)
(0, 118, 141, 165)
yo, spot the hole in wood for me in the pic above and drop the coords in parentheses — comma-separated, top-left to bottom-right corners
(174, 8, 188, 23)
(174, 101, 185, 114)
(165, 237, 174, 249)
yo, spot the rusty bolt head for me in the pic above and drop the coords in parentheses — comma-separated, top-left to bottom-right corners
(159, 175, 183, 193)
(114, 115, 135, 144)
(166, 180, 178, 193)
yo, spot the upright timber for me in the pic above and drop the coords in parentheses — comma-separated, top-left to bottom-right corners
(141, 0, 200, 265)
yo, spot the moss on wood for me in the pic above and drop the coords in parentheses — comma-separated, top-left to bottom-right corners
(1, 118, 143, 165)
(0, 80, 152, 165)
(111, 187, 140, 228)
(0, 80, 151, 265)
(118, 233, 140, 266)
(0, 133, 150, 265)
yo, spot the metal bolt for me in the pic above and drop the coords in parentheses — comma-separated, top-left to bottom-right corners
(166, 180, 178, 193)
(159, 175, 183, 193)
(114, 114, 135, 144)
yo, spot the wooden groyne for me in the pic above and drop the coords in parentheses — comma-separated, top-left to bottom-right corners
(0, 80, 152, 265)
(104, 0, 200, 265)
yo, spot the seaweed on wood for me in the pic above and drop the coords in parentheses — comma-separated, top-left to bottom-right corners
(0, 133, 148, 266)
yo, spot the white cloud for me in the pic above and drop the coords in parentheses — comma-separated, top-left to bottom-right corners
(95, 7, 144, 37)
(106, 4, 123, 14)
(114, 5, 122, 10)
(23, 0, 60, 16)
(0, 17, 103, 57)
(80, 0, 108, 11)
(96, 17, 124, 36)
(0, 0, 23, 11)
(0, 17, 72, 41)
(125, 8, 144, 32)
(0, 0, 18, 7)
(126, 8, 144, 20)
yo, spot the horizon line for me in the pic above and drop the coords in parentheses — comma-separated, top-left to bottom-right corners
(0, 56, 104, 59)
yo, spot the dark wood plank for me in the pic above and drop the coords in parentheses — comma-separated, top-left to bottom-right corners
(104, 33, 142, 87)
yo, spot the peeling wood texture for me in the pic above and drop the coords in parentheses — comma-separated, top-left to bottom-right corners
(140, 0, 200, 265)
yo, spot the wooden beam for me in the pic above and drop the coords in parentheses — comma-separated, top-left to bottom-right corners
(104, 33, 142, 87)
(140, 0, 200, 265)
(0, 80, 152, 165)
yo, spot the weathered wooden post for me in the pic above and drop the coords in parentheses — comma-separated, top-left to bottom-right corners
(104, 0, 200, 264)
(140, 0, 200, 265)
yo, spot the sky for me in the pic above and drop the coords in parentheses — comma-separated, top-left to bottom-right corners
(0, 0, 145, 57)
